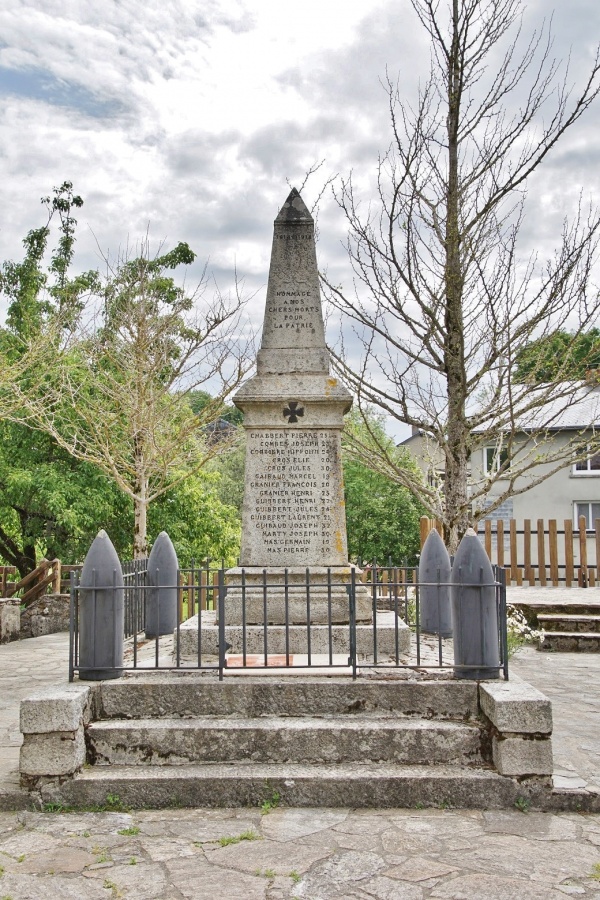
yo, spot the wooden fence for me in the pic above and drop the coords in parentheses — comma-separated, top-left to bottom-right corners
(0, 559, 63, 605)
(420, 516, 600, 587)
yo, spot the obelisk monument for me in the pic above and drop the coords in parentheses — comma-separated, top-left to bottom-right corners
(225, 188, 371, 625)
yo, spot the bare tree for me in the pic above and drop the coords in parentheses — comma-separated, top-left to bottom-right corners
(324, 0, 600, 550)
(17, 240, 253, 557)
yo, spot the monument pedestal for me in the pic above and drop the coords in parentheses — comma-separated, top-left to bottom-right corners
(179, 610, 411, 659)
(221, 566, 372, 625)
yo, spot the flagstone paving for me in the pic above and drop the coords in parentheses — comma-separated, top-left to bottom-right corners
(0, 806, 600, 898)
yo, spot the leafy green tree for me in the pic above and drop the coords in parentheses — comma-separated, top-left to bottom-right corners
(0, 183, 105, 573)
(149, 471, 241, 567)
(343, 457, 424, 564)
(342, 409, 426, 563)
(514, 329, 600, 384)
(0, 182, 97, 353)
(189, 390, 244, 426)
(18, 240, 252, 557)
(0, 424, 130, 575)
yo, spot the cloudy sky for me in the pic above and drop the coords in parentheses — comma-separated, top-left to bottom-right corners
(1, 0, 599, 435)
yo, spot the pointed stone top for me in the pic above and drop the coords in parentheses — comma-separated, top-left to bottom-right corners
(275, 188, 313, 225)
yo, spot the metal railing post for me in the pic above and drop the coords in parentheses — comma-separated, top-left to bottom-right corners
(349, 567, 357, 680)
(218, 568, 226, 682)
(68, 570, 76, 682)
(499, 565, 509, 680)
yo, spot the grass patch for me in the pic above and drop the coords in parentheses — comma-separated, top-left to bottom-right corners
(42, 802, 70, 813)
(254, 867, 277, 878)
(92, 846, 112, 864)
(260, 790, 280, 815)
(514, 796, 531, 813)
(590, 862, 600, 881)
(103, 879, 123, 899)
(42, 793, 130, 814)
(117, 827, 140, 836)
(217, 829, 261, 847)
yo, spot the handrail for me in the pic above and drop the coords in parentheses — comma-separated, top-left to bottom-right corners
(4, 558, 61, 604)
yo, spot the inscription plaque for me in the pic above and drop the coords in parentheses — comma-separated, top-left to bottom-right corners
(243, 428, 346, 567)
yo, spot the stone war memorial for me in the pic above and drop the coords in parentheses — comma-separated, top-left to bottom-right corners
(224, 187, 372, 628)
(177, 186, 411, 656)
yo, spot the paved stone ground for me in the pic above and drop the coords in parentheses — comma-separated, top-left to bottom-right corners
(0, 632, 69, 805)
(508, 586, 600, 609)
(1, 805, 600, 898)
(1, 605, 600, 898)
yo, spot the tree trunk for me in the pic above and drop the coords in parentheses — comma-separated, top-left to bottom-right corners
(133, 482, 149, 559)
(443, 0, 470, 553)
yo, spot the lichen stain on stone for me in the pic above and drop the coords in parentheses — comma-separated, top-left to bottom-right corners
(325, 377, 338, 395)
(335, 530, 344, 555)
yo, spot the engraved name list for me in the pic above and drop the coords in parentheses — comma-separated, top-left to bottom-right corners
(243, 428, 344, 565)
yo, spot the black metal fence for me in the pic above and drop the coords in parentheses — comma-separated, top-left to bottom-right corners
(122, 558, 148, 638)
(69, 563, 509, 682)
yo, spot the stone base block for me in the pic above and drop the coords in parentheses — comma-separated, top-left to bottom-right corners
(0, 598, 20, 643)
(20, 684, 91, 734)
(221, 567, 372, 625)
(178, 611, 410, 658)
(20, 729, 86, 777)
(493, 735, 553, 776)
(480, 681, 552, 733)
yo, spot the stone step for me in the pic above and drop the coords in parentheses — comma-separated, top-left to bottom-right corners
(95, 676, 480, 721)
(538, 632, 600, 652)
(177, 611, 411, 657)
(87, 716, 485, 767)
(537, 614, 600, 633)
(41, 762, 531, 810)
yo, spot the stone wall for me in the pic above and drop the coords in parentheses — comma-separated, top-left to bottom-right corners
(20, 593, 70, 639)
(0, 598, 20, 643)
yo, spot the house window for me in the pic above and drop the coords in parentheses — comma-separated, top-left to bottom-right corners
(574, 501, 600, 530)
(427, 468, 445, 489)
(573, 448, 600, 474)
(484, 446, 509, 474)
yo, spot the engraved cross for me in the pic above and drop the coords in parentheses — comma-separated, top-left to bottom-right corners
(283, 400, 304, 423)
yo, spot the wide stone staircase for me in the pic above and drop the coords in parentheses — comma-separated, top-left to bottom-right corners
(30, 676, 554, 811)
(537, 611, 600, 652)
(509, 591, 600, 653)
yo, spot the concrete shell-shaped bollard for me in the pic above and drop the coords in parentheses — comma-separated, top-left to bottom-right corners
(418, 528, 452, 637)
(450, 528, 500, 680)
(145, 531, 179, 638)
(79, 530, 124, 681)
